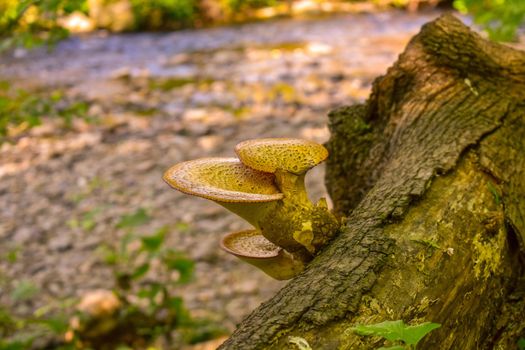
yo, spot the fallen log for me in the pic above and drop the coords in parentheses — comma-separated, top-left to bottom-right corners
(219, 14, 525, 350)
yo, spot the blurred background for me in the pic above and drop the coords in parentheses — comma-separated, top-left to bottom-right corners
(0, 0, 524, 349)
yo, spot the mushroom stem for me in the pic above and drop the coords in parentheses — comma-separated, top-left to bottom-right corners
(274, 170, 310, 205)
(219, 201, 278, 230)
(255, 170, 340, 259)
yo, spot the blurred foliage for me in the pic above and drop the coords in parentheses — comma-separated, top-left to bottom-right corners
(454, 0, 525, 41)
(10, 0, 524, 51)
(0, 0, 281, 49)
(0, 0, 83, 49)
(0, 80, 89, 143)
(77, 207, 227, 348)
(131, 0, 197, 29)
(1, 0, 522, 50)
(0, 208, 226, 349)
(0, 304, 75, 350)
(0, 246, 75, 349)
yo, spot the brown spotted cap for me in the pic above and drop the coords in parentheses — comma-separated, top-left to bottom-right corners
(163, 158, 283, 203)
(235, 138, 328, 175)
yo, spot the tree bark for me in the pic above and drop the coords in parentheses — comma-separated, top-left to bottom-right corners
(219, 14, 525, 350)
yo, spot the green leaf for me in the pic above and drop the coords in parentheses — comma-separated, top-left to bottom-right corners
(131, 263, 150, 280)
(97, 245, 118, 265)
(6, 248, 19, 263)
(137, 283, 162, 301)
(352, 320, 405, 341)
(34, 315, 69, 334)
(378, 346, 406, 350)
(11, 280, 39, 302)
(352, 320, 440, 346)
(518, 337, 525, 350)
(402, 322, 441, 345)
(140, 226, 168, 253)
(163, 251, 194, 284)
(116, 208, 151, 229)
(167, 296, 191, 324)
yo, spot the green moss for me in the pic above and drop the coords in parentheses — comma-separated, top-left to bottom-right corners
(472, 227, 506, 279)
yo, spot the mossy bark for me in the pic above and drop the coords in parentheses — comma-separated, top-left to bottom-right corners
(219, 14, 525, 350)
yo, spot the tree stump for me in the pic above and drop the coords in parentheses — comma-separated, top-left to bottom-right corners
(219, 14, 525, 350)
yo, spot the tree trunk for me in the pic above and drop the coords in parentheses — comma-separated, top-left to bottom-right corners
(219, 14, 525, 350)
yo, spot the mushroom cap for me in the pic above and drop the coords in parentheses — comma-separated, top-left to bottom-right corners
(235, 138, 328, 174)
(220, 230, 280, 259)
(163, 158, 283, 203)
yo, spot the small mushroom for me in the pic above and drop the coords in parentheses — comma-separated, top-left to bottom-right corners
(220, 230, 304, 280)
(163, 157, 282, 228)
(234, 138, 339, 255)
(235, 138, 328, 199)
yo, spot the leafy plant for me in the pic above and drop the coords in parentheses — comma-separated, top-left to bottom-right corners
(0, 0, 84, 50)
(454, 0, 525, 41)
(0, 81, 89, 143)
(0, 302, 75, 350)
(10, 280, 40, 302)
(351, 320, 441, 350)
(518, 337, 525, 350)
(67, 206, 106, 232)
(79, 208, 226, 348)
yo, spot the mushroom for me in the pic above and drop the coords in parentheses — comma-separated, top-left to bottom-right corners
(220, 230, 304, 280)
(235, 138, 328, 200)
(234, 138, 340, 255)
(163, 157, 283, 229)
(162, 139, 342, 277)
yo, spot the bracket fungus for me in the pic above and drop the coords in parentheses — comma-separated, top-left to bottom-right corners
(163, 138, 341, 280)
(235, 138, 340, 257)
(220, 230, 304, 280)
(163, 158, 283, 228)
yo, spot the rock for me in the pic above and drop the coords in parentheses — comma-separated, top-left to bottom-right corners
(77, 289, 121, 317)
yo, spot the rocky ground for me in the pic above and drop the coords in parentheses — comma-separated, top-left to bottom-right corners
(0, 9, 461, 344)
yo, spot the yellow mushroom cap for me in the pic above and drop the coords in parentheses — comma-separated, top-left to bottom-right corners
(163, 158, 283, 203)
(220, 229, 280, 259)
(235, 138, 328, 175)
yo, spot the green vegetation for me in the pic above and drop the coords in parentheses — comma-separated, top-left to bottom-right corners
(0, 0, 279, 49)
(0, 243, 75, 349)
(351, 320, 441, 350)
(0, 80, 89, 143)
(3, 0, 522, 51)
(0, 0, 524, 49)
(0, 208, 226, 349)
(0, 0, 78, 50)
(454, 0, 525, 41)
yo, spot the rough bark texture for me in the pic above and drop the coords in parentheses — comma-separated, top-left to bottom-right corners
(219, 14, 525, 350)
